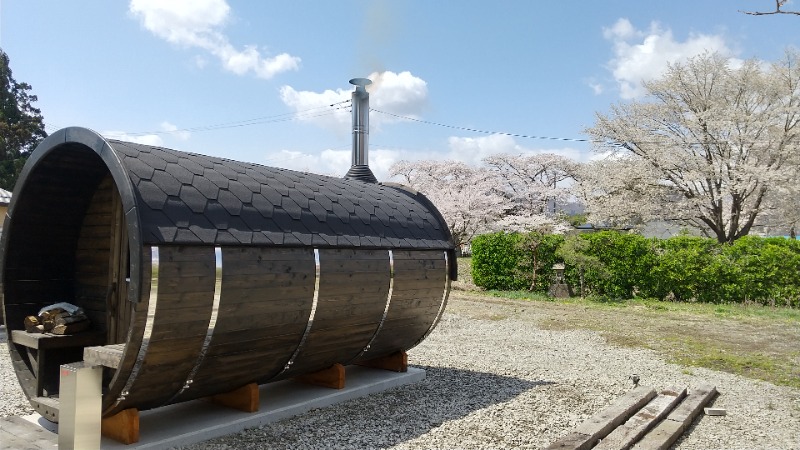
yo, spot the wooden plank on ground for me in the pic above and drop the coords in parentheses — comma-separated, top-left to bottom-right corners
(594, 386, 686, 450)
(546, 386, 657, 450)
(631, 384, 717, 450)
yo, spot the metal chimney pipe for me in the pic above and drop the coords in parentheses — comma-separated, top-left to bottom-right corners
(351, 78, 371, 166)
(344, 78, 378, 183)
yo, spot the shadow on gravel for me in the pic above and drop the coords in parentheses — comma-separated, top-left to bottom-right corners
(187, 365, 553, 449)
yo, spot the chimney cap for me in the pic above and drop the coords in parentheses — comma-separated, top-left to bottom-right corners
(349, 78, 372, 88)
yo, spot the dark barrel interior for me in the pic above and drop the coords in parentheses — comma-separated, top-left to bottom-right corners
(1, 127, 455, 421)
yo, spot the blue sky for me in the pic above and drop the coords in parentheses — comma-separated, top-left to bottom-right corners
(1, 1, 798, 180)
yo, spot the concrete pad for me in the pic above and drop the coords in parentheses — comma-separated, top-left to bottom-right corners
(21, 365, 425, 450)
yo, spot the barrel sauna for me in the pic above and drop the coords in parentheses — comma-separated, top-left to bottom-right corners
(1, 127, 456, 422)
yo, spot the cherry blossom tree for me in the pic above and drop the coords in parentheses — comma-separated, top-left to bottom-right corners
(483, 153, 577, 217)
(389, 160, 510, 249)
(741, 0, 800, 15)
(582, 51, 800, 243)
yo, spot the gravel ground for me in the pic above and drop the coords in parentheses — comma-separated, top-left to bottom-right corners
(2, 296, 799, 449)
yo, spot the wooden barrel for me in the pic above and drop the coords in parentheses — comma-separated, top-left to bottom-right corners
(1, 127, 455, 421)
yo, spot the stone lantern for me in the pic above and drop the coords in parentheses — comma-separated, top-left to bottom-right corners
(548, 263, 571, 298)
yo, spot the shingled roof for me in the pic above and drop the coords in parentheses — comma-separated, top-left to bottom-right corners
(108, 140, 452, 249)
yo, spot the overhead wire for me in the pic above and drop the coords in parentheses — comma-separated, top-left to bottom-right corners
(120, 100, 352, 137)
(369, 108, 593, 144)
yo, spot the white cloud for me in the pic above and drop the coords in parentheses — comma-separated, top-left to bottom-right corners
(129, 0, 300, 79)
(102, 121, 191, 146)
(102, 130, 164, 146)
(603, 18, 736, 99)
(368, 71, 428, 120)
(278, 86, 353, 132)
(447, 134, 589, 165)
(278, 71, 428, 131)
(587, 79, 604, 95)
(160, 121, 191, 140)
(262, 147, 403, 180)
(447, 134, 524, 166)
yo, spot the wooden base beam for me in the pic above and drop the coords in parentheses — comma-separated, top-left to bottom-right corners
(209, 382, 260, 413)
(356, 350, 408, 372)
(101, 408, 139, 445)
(294, 363, 346, 389)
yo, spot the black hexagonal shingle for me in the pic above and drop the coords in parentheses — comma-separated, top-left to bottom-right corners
(151, 170, 182, 197)
(204, 168, 230, 190)
(137, 152, 168, 171)
(178, 156, 206, 176)
(192, 176, 220, 201)
(281, 196, 302, 220)
(179, 185, 208, 214)
(217, 189, 243, 216)
(251, 193, 275, 219)
(125, 157, 156, 181)
(228, 181, 254, 204)
(135, 181, 168, 210)
(164, 162, 195, 184)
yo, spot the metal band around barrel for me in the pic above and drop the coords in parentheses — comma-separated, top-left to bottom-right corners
(350, 249, 395, 362)
(167, 246, 223, 402)
(278, 248, 321, 374)
(413, 250, 451, 348)
(113, 246, 160, 407)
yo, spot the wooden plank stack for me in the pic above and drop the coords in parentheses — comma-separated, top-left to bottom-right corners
(547, 384, 718, 450)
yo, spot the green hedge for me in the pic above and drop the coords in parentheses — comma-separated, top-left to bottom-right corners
(471, 232, 527, 290)
(470, 231, 800, 307)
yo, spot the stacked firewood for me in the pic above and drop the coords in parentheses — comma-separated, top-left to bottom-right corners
(24, 302, 90, 335)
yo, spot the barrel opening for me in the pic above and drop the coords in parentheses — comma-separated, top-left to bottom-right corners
(2, 142, 129, 402)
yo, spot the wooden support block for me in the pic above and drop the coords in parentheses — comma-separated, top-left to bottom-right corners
(356, 350, 408, 372)
(594, 386, 686, 450)
(101, 408, 139, 445)
(547, 386, 657, 450)
(294, 363, 346, 389)
(209, 383, 259, 413)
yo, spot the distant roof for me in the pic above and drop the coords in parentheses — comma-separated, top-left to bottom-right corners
(0, 188, 11, 205)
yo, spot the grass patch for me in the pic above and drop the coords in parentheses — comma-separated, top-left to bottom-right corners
(449, 291, 800, 389)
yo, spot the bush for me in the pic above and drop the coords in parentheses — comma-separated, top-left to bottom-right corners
(471, 232, 563, 292)
(471, 232, 527, 290)
(723, 236, 800, 307)
(650, 236, 727, 302)
(471, 230, 799, 306)
(514, 233, 564, 293)
(577, 232, 657, 299)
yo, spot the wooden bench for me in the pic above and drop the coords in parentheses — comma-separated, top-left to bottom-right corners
(83, 344, 124, 369)
(10, 330, 106, 396)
